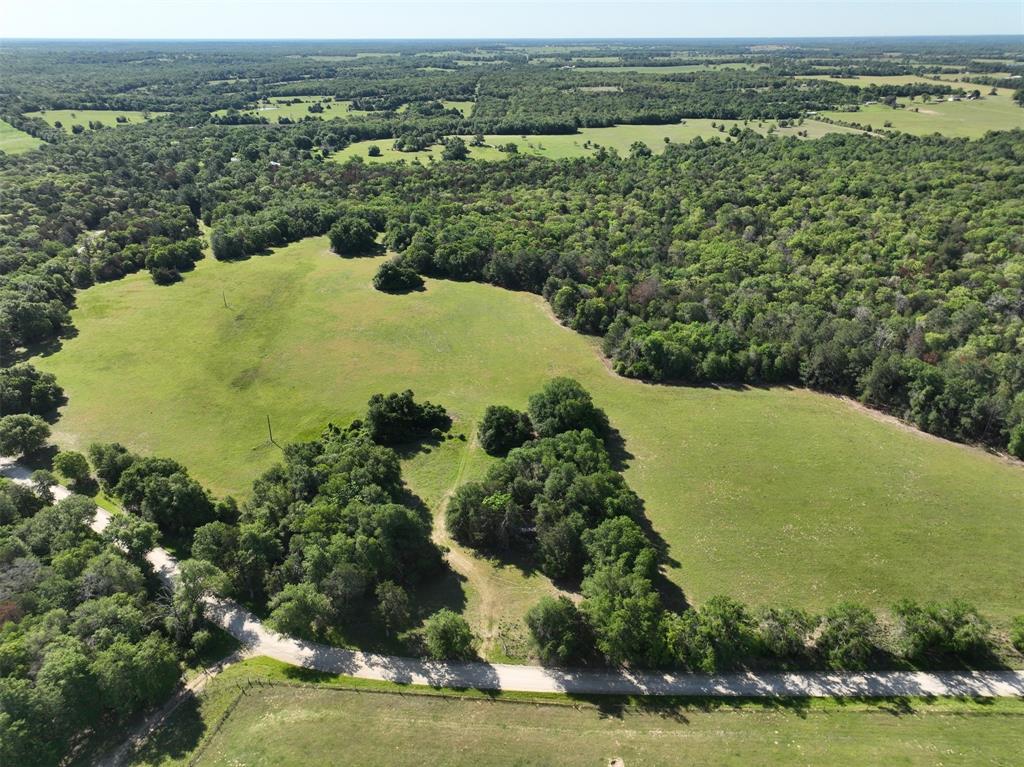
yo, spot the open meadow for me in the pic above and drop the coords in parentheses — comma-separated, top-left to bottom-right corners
(330, 119, 864, 163)
(34, 238, 1024, 651)
(0, 118, 42, 153)
(124, 657, 1024, 767)
(212, 95, 379, 121)
(24, 109, 166, 132)
(819, 94, 1024, 137)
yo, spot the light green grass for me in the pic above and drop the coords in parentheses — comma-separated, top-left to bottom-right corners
(24, 109, 165, 133)
(441, 99, 475, 116)
(580, 62, 763, 73)
(819, 95, 1024, 138)
(0, 119, 43, 154)
(797, 73, 1018, 97)
(331, 136, 509, 164)
(213, 96, 376, 122)
(331, 120, 862, 164)
(35, 238, 1024, 633)
(127, 658, 1024, 767)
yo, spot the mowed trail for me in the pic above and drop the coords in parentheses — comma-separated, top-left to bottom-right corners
(4, 459, 1022, 699)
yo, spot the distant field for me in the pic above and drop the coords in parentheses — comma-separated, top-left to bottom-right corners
(213, 96, 377, 122)
(36, 238, 1024, 650)
(797, 73, 1018, 96)
(331, 119, 863, 163)
(579, 62, 763, 73)
(0, 119, 43, 154)
(131, 658, 1024, 767)
(24, 109, 165, 132)
(819, 94, 1024, 138)
(441, 99, 475, 116)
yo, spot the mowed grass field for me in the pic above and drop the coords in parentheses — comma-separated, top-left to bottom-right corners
(0, 119, 43, 154)
(129, 658, 1024, 767)
(212, 96, 378, 122)
(330, 119, 863, 163)
(24, 109, 166, 132)
(820, 94, 1024, 138)
(35, 237, 1024, 640)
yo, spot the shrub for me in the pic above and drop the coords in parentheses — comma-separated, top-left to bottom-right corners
(527, 377, 609, 438)
(892, 599, 990, 659)
(423, 609, 476, 659)
(0, 364, 63, 415)
(525, 596, 592, 665)
(373, 260, 424, 293)
(375, 580, 411, 633)
(755, 606, 814, 659)
(328, 215, 376, 256)
(365, 390, 450, 444)
(1010, 616, 1024, 653)
(664, 596, 756, 672)
(477, 405, 532, 455)
(53, 450, 91, 487)
(816, 602, 878, 670)
(0, 414, 50, 457)
(267, 582, 331, 639)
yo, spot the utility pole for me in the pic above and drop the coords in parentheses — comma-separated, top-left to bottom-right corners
(266, 414, 280, 448)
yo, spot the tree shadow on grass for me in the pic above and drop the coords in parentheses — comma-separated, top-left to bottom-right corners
(128, 696, 206, 766)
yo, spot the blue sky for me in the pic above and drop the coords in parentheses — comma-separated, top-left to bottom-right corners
(1, 0, 1021, 40)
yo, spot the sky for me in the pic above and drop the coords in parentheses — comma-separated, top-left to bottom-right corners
(0, 0, 1021, 40)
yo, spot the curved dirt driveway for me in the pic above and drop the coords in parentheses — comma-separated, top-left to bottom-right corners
(4, 461, 1022, 698)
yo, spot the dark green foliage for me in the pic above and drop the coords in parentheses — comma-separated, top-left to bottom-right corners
(329, 215, 377, 256)
(581, 565, 664, 667)
(441, 136, 469, 161)
(525, 595, 592, 665)
(754, 606, 815, 659)
(0, 415, 49, 457)
(373, 259, 424, 293)
(111, 455, 215, 537)
(0, 364, 63, 415)
(365, 389, 450, 444)
(193, 422, 442, 629)
(52, 450, 90, 487)
(663, 596, 756, 672)
(477, 404, 532, 455)
(375, 580, 411, 633)
(817, 602, 879, 671)
(87, 442, 136, 490)
(0, 477, 182, 766)
(892, 599, 991, 659)
(527, 377, 609, 439)
(422, 608, 476, 660)
(1011, 616, 1024, 653)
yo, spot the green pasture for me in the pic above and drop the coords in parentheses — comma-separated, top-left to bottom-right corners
(797, 73, 1018, 96)
(330, 120, 862, 164)
(0, 119, 43, 154)
(212, 96, 377, 122)
(24, 109, 165, 133)
(441, 99, 475, 116)
(579, 62, 763, 73)
(819, 94, 1024, 138)
(35, 239, 1024, 647)
(127, 658, 1024, 767)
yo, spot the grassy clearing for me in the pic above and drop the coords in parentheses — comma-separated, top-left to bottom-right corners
(24, 109, 165, 132)
(126, 657, 1024, 767)
(580, 62, 763, 73)
(819, 95, 1024, 138)
(0, 119, 43, 154)
(212, 96, 377, 122)
(797, 73, 1018, 97)
(441, 99, 475, 116)
(330, 119, 862, 164)
(35, 238, 1024, 638)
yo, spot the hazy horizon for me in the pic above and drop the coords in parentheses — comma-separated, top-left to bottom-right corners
(1, 1, 1020, 41)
